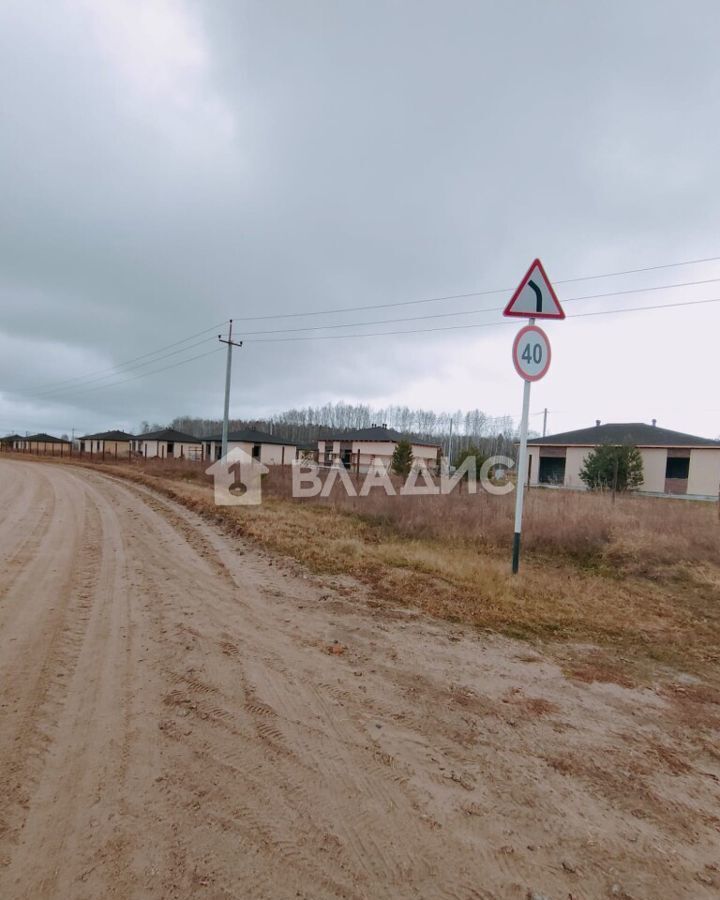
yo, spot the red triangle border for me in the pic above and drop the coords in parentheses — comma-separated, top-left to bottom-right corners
(503, 258, 565, 319)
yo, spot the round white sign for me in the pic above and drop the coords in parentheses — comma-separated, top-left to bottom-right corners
(512, 325, 551, 381)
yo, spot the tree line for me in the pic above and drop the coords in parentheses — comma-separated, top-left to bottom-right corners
(139, 402, 531, 460)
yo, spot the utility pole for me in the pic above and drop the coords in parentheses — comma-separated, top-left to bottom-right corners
(218, 319, 243, 460)
(542, 408, 548, 437)
(447, 417, 453, 468)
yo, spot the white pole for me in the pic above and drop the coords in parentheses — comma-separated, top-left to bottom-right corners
(512, 317, 534, 574)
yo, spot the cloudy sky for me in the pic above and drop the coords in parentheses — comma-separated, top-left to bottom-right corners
(1, 0, 719, 439)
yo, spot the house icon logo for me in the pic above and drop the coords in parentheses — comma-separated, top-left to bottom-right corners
(205, 447, 269, 506)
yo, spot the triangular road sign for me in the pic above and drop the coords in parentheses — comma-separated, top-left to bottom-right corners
(503, 258, 565, 319)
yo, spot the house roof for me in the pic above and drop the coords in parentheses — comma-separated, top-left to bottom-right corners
(528, 422, 720, 449)
(203, 428, 295, 446)
(24, 433, 71, 443)
(80, 429, 136, 441)
(321, 426, 441, 447)
(138, 428, 202, 443)
(0, 434, 23, 442)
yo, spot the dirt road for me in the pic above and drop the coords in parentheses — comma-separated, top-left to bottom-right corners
(0, 460, 718, 899)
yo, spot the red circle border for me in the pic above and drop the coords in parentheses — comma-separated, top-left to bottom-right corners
(512, 324, 552, 382)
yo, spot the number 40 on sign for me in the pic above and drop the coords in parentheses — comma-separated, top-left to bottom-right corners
(512, 324, 551, 381)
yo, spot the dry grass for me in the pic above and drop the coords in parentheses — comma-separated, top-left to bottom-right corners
(260, 466, 720, 573)
(10, 451, 720, 681)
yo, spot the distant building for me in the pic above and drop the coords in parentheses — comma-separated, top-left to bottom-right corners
(316, 425, 441, 474)
(135, 428, 204, 460)
(202, 428, 297, 464)
(0, 434, 25, 451)
(79, 429, 135, 458)
(21, 433, 73, 455)
(527, 421, 720, 498)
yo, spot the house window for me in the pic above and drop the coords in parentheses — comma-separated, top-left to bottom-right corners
(539, 457, 566, 485)
(252, 444, 261, 459)
(166, 442, 175, 457)
(665, 457, 689, 479)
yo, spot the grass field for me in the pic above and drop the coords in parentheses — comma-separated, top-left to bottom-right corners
(43, 453, 719, 686)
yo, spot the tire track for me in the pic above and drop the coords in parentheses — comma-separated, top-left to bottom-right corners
(1, 460, 718, 900)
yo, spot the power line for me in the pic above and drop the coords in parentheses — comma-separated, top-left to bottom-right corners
(11, 255, 720, 403)
(233, 277, 720, 337)
(17, 322, 227, 394)
(230, 254, 720, 322)
(18, 274, 716, 396)
(242, 295, 720, 343)
(21, 346, 223, 403)
(12, 255, 720, 397)
(571, 295, 720, 319)
(17, 335, 219, 399)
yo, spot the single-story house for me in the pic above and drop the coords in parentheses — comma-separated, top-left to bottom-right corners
(527, 421, 720, 498)
(0, 434, 25, 451)
(79, 429, 135, 458)
(135, 428, 204, 460)
(317, 425, 441, 473)
(22, 433, 73, 455)
(203, 428, 297, 464)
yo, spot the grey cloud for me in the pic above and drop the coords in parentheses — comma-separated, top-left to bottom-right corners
(1, 1, 719, 436)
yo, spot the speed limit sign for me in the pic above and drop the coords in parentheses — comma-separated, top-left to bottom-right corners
(512, 324, 551, 381)
(506, 259, 564, 575)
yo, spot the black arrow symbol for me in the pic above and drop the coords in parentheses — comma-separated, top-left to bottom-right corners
(528, 279, 542, 313)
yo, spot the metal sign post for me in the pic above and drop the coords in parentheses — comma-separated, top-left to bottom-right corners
(512, 353, 533, 573)
(504, 259, 564, 574)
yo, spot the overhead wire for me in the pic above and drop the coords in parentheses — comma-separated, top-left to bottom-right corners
(10, 253, 720, 401)
(17, 321, 228, 393)
(10, 288, 720, 402)
(233, 277, 720, 337)
(19, 334, 220, 399)
(230, 254, 720, 322)
(241, 295, 720, 343)
(37, 346, 225, 401)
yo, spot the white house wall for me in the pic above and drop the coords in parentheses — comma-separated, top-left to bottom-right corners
(688, 449, 720, 497)
(206, 440, 296, 465)
(260, 444, 296, 465)
(638, 449, 667, 493)
(352, 441, 439, 470)
(83, 440, 131, 457)
(140, 441, 202, 459)
(318, 439, 439, 472)
(529, 444, 720, 497)
(564, 448, 588, 488)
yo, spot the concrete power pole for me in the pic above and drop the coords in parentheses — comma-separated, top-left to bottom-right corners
(542, 408, 548, 437)
(218, 320, 243, 460)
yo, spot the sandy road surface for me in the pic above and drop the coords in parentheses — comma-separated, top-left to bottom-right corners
(0, 460, 718, 900)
